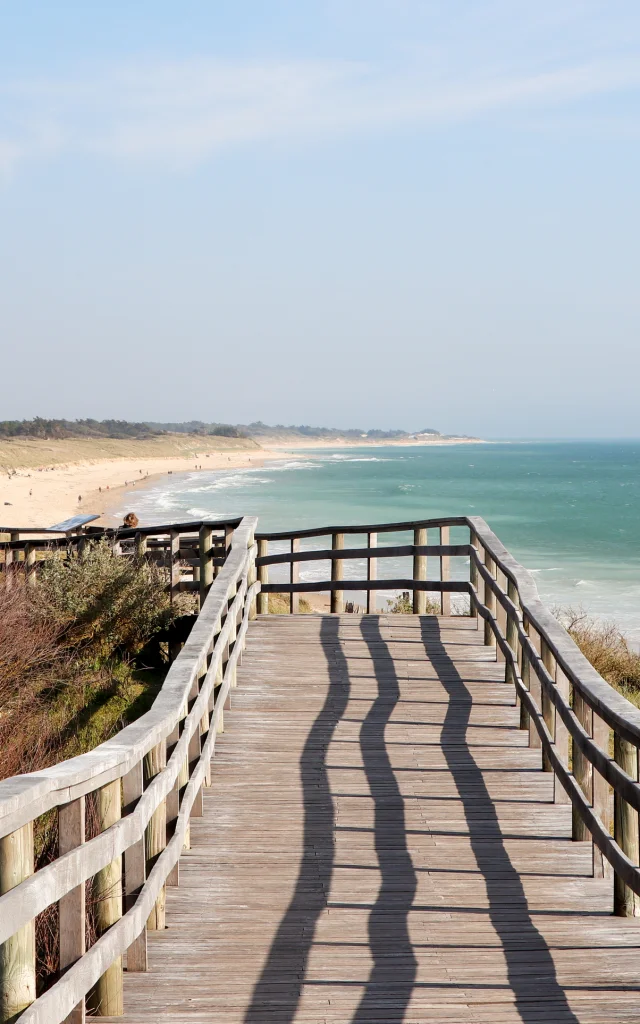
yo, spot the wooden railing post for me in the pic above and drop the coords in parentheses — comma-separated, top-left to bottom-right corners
(552, 665, 571, 805)
(526, 625, 543, 752)
(572, 690, 593, 841)
(413, 527, 427, 614)
(519, 628, 531, 733)
(440, 526, 451, 615)
(592, 714, 613, 878)
(331, 533, 344, 614)
(144, 743, 167, 929)
(469, 532, 479, 622)
(483, 553, 496, 650)
(88, 780, 123, 1017)
(122, 761, 146, 973)
(540, 638, 555, 775)
(59, 797, 86, 1024)
(290, 538, 300, 614)
(199, 526, 214, 610)
(134, 532, 147, 561)
(257, 539, 268, 615)
(613, 735, 640, 917)
(24, 544, 36, 586)
(0, 822, 36, 1024)
(169, 530, 180, 606)
(366, 532, 377, 614)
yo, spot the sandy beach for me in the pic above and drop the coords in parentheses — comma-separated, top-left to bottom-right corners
(0, 444, 296, 529)
(0, 433, 485, 530)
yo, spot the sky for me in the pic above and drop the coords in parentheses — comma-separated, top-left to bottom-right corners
(1, 1, 639, 438)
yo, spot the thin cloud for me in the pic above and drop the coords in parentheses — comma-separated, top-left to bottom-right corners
(1, 52, 640, 170)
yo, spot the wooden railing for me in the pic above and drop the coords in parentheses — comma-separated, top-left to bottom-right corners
(0, 517, 258, 1023)
(0, 519, 242, 609)
(255, 517, 467, 614)
(2, 513, 640, 1022)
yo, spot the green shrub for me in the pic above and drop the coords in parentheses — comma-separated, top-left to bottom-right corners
(37, 541, 177, 664)
(386, 591, 441, 614)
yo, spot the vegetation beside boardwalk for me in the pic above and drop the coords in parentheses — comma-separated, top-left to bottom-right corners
(558, 608, 640, 709)
(0, 542, 186, 784)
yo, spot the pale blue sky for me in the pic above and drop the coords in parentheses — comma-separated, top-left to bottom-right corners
(1, 1, 639, 436)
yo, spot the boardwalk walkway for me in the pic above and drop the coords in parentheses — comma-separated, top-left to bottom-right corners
(114, 614, 640, 1024)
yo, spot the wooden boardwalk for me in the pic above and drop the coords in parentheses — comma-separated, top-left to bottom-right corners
(113, 614, 640, 1024)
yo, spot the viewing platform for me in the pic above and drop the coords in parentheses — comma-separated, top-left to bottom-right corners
(1, 517, 640, 1023)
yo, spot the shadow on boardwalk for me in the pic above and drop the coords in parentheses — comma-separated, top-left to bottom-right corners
(420, 616, 579, 1023)
(244, 615, 579, 1023)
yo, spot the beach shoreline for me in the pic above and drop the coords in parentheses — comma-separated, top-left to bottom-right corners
(0, 447, 299, 529)
(0, 435, 486, 529)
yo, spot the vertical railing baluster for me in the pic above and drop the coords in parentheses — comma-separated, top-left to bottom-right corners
(88, 780, 123, 1017)
(59, 797, 86, 1024)
(199, 526, 213, 610)
(540, 638, 556, 777)
(440, 526, 451, 616)
(526, 625, 543, 752)
(290, 538, 299, 614)
(483, 553, 497, 650)
(572, 689, 593, 841)
(469, 531, 479, 623)
(366, 532, 377, 614)
(123, 761, 147, 973)
(331, 533, 344, 614)
(0, 822, 36, 1024)
(553, 665, 571, 805)
(592, 713, 613, 878)
(413, 527, 427, 614)
(257, 539, 268, 614)
(144, 743, 167, 927)
(613, 735, 640, 917)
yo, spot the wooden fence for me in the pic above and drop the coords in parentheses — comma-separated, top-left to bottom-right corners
(0, 519, 242, 609)
(2, 513, 640, 1022)
(0, 517, 258, 1023)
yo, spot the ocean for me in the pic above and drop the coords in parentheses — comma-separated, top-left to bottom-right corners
(113, 441, 640, 640)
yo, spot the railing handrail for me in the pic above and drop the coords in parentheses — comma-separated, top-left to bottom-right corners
(0, 517, 258, 839)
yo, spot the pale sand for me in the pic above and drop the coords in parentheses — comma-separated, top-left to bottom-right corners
(0, 448, 298, 530)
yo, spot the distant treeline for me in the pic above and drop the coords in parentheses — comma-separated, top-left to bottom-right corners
(0, 418, 246, 440)
(0, 418, 443, 441)
(241, 422, 441, 439)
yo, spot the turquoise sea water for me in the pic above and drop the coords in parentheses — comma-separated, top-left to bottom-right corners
(114, 441, 640, 640)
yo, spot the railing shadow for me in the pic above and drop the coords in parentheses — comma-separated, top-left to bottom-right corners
(421, 616, 580, 1023)
(243, 616, 350, 1024)
(349, 615, 419, 1022)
